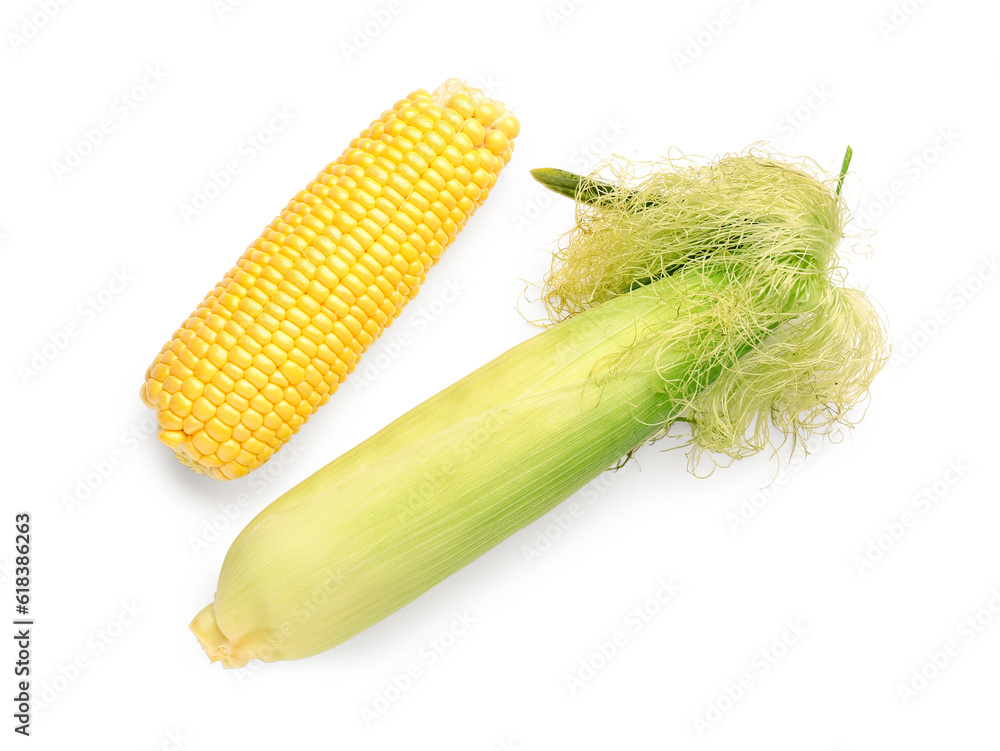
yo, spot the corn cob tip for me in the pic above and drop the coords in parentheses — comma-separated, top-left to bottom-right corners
(190, 603, 250, 669)
(430, 77, 519, 144)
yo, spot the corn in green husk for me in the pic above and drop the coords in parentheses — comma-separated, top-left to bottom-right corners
(191, 149, 887, 667)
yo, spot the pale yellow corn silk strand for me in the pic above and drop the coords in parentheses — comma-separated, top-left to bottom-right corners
(541, 149, 889, 466)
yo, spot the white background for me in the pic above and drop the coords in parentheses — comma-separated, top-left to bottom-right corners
(3, 0, 998, 748)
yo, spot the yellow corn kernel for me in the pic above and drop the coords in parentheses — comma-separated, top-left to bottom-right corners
(461, 119, 486, 146)
(158, 430, 185, 449)
(497, 114, 520, 139)
(485, 130, 509, 156)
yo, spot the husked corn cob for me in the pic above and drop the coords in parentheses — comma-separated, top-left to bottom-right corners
(141, 79, 519, 480)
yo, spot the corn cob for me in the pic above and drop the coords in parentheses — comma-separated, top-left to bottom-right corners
(190, 151, 887, 667)
(141, 79, 519, 480)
